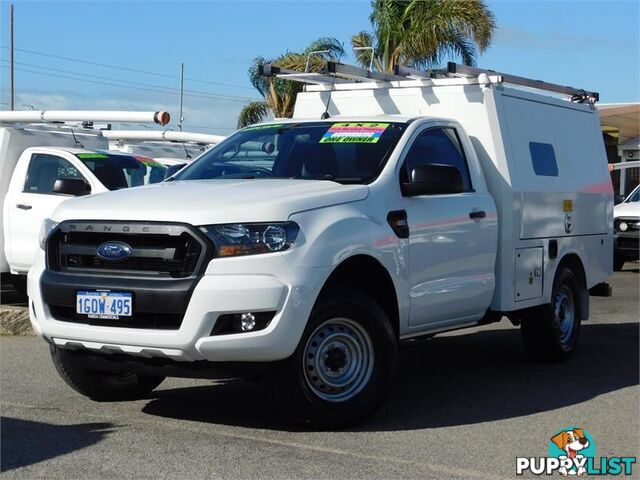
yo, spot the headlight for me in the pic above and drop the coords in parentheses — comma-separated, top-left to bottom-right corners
(614, 217, 630, 232)
(200, 222, 299, 257)
(39, 218, 59, 250)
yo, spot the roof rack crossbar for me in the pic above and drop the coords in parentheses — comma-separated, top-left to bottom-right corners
(447, 62, 599, 103)
(259, 64, 346, 85)
(393, 65, 433, 80)
(277, 73, 351, 85)
(325, 61, 405, 83)
(259, 61, 405, 85)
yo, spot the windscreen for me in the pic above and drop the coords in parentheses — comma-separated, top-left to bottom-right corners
(625, 186, 639, 203)
(173, 121, 407, 184)
(76, 152, 167, 190)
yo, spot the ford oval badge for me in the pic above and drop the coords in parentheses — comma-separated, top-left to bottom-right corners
(96, 241, 132, 262)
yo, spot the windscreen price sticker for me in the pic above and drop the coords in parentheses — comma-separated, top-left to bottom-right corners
(320, 123, 389, 144)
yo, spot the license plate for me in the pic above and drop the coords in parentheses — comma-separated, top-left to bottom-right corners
(76, 291, 132, 319)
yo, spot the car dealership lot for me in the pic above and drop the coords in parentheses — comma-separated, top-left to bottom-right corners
(1, 266, 638, 480)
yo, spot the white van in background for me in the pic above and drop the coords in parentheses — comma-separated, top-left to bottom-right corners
(0, 111, 170, 292)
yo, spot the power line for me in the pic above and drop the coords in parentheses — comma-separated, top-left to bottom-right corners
(0, 65, 253, 104)
(0, 63, 247, 102)
(0, 45, 255, 90)
(0, 59, 256, 102)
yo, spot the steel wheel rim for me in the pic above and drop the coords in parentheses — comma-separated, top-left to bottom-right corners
(555, 285, 576, 344)
(302, 318, 374, 403)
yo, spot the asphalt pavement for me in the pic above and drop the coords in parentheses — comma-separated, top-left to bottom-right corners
(1, 265, 638, 479)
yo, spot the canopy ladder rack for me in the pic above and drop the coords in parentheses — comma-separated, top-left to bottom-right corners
(260, 60, 599, 104)
(445, 62, 599, 104)
(259, 61, 405, 85)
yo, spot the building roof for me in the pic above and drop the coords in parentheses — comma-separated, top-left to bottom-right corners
(598, 103, 640, 144)
(620, 136, 640, 150)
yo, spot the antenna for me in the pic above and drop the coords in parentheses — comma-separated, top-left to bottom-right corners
(70, 128, 84, 148)
(320, 43, 345, 120)
(182, 142, 192, 159)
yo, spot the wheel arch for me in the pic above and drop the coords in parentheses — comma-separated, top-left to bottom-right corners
(555, 252, 589, 321)
(316, 254, 400, 338)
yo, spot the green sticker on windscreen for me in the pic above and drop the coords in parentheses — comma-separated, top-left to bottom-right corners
(76, 153, 109, 159)
(242, 123, 280, 131)
(136, 158, 163, 167)
(320, 122, 389, 144)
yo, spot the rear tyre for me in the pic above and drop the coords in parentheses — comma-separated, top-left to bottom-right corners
(269, 287, 397, 428)
(10, 274, 27, 297)
(613, 255, 626, 272)
(521, 267, 582, 362)
(50, 345, 165, 401)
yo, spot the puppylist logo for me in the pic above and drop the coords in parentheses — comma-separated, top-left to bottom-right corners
(516, 427, 637, 476)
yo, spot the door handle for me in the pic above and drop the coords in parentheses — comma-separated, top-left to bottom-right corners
(469, 210, 486, 220)
(16, 204, 32, 210)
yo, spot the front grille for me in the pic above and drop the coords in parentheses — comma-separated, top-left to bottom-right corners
(618, 237, 639, 250)
(48, 222, 209, 278)
(49, 305, 183, 330)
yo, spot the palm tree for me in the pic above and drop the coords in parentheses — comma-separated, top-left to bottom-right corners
(237, 38, 344, 128)
(352, 0, 495, 73)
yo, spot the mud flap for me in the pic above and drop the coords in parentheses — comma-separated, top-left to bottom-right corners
(578, 287, 590, 321)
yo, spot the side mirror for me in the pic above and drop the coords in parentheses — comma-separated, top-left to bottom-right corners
(402, 164, 464, 197)
(53, 178, 91, 196)
(614, 194, 626, 205)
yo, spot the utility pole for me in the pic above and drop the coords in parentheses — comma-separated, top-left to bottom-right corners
(178, 63, 184, 131)
(9, 3, 15, 110)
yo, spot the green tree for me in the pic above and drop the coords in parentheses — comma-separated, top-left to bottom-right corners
(351, 0, 495, 72)
(237, 38, 344, 128)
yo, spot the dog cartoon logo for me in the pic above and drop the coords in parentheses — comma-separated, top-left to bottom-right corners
(549, 428, 594, 476)
(518, 427, 636, 476)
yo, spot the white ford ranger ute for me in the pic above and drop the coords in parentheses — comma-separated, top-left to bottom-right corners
(28, 64, 613, 427)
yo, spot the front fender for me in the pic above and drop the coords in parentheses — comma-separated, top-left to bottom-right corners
(289, 203, 409, 324)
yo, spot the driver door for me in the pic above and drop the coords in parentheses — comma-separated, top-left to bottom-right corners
(401, 126, 496, 328)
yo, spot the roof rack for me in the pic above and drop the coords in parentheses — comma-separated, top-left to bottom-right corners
(260, 60, 599, 104)
(0, 110, 171, 125)
(102, 130, 225, 145)
(444, 63, 599, 104)
(259, 61, 405, 84)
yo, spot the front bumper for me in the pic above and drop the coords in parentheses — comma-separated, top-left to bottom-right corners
(28, 256, 327, 363)
(614, 232, 639, 259)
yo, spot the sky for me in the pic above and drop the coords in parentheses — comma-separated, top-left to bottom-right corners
(0, 0, 638, 135)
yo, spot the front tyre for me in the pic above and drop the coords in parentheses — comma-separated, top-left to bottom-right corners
(270, 288, 397, 428)
(50, 346, 165, 401)
(10, 274, 27, 297)
(521, 267, 582, 362)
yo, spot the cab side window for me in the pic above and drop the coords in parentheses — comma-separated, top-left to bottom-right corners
(23, 154, 86, 194)
(403, 127, 473, 192)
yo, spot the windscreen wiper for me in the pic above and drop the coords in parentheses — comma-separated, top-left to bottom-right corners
(312, 174, 364, 184)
